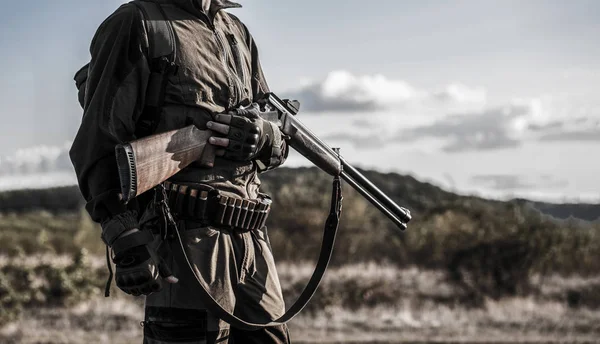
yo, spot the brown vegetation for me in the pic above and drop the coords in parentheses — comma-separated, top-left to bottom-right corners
(1, 167, 599, 342)
(1, 259, 600, 343)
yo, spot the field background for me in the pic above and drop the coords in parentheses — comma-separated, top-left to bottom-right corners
(1, 167, 599, 343)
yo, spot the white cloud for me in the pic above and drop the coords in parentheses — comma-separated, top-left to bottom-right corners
(321, 90, 600, 153)
(470, 174, 569, 191)
(283, 70, 487, 113)
(398, 95, 600, 152)
(433, 83, 487, 104)
(0, 172, 77, 192)
(320, 71, 416, 105)
(0, 142, 73, 176)
(0, 143, 77, 191)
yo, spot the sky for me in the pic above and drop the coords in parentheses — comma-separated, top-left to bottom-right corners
(0, 0, 599, 203)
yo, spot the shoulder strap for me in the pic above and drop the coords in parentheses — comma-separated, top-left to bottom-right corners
(131, 0, 178, 138)
(132, 0, 176, 60)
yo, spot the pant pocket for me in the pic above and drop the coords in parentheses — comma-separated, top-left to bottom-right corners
(251, 226, 272, 254)
(143, 307, 208, 343)
(177, 224, 238, 315)
(234, 227, 286, 321)
(182, 225, 221, 252)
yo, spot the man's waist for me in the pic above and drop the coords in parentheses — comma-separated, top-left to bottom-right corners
(164, 181, 271, 232)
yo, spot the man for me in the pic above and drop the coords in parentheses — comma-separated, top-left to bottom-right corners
(69, 0, 291, 343)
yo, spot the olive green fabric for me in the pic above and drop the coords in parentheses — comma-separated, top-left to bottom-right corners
(69, 1, 290, 342)
(69, 0, 282, 224)
(144, 220, 288, 343)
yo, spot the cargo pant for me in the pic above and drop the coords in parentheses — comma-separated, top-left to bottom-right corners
(142, 218, 291, 344)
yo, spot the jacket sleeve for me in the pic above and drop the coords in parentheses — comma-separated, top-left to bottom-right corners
(243, 26, 289, 172)
(69, 4, 151, 225)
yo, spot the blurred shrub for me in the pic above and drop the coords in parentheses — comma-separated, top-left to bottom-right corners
(0, 167, 598, 304)
(566, 282, 600, 309)
(0, 249, 104, 325)
(0, 208, 103, 256)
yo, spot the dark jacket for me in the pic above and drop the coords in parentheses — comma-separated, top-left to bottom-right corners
(69, 0, 286, 224)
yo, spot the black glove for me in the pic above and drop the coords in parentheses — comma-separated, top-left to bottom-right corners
(111, 229, 178, 296)
(207, 103, 277, 161)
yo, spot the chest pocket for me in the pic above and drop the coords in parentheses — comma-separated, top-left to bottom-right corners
(226, 34, 250, 97)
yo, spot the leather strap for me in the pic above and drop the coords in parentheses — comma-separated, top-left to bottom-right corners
(133, 0, 176, 60)
(112, 230, 154, 257)
(173, 174, 343, 330)
(101, 210, 139, 246)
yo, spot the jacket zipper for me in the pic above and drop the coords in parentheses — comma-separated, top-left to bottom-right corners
(215, 30, 238, 108)
(203, 18, 241, 108)
(227, 34, 247, 89)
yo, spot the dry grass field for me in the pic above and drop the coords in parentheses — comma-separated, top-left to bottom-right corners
(1, 257, 599, 344)
(1, 169, 599, 343)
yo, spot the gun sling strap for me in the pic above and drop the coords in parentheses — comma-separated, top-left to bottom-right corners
(124, 0, 343, 330)
(167, 174, 343, 331)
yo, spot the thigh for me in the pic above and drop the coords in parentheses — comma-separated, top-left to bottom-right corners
(145, 224, 238, 333)
(230, 324, 291, 344)
(234, 226, 286, 322)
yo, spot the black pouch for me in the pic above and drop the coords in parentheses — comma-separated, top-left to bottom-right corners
(143, 307, 208, 343)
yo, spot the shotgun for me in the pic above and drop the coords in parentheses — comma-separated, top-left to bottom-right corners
(115, 93, 411, 230)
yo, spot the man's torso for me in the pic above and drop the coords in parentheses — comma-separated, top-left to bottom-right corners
(141, 0, 264, 199)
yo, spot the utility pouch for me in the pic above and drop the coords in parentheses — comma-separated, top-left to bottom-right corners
(143, 307, 208, 343)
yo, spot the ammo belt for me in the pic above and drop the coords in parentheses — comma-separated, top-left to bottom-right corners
(170, 174, 344, 331)
(163, 181, 271, 232)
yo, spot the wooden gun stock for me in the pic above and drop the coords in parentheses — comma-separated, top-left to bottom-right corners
(115, 125, 215, 202)
(114, 93, 411, 230)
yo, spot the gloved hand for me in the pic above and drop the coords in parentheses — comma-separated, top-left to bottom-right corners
(206, 103, 276, 161)
(112, 229, 178, 296)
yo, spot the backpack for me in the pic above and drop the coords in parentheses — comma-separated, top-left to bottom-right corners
(74, 0, 178, 138)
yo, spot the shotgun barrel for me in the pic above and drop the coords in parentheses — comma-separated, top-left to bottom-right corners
(263, 93, 411, 230)
(341, 160, 410, 230)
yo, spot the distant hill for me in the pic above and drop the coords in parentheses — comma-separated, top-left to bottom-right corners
(511, 199, 600, 222)
(1, 167, 598, 277)
(0, 167, 597, 222)
(0, 185, 83, 213)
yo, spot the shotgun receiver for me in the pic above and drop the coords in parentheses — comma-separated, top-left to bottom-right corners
(115, 93, 411, 230)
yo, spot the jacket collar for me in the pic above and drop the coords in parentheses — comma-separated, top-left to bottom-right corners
(170, 0, 241, 19)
